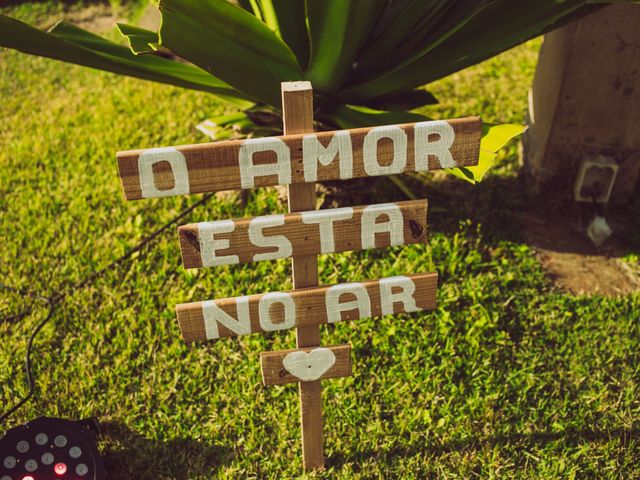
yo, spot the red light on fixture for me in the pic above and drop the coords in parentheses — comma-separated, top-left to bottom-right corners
(22, 476, 35, 480)
(54, 462, 68, 475)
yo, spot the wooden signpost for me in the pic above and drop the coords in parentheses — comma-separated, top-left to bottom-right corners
(116, 81, 481, 471)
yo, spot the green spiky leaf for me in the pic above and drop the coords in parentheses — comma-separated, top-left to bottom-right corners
(158, 0, 303, 106)
(305, 0, 386, 94)
(321, 104, 429, 130)
(446, 123, 528, 183)
(0, 15, 252, 107)
(116, 23, 159, 54)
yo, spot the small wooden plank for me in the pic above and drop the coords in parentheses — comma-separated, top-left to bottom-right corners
(117, 117, 481, 200)
(261, 344, 352, 386)
(176, 272, 438, 343)
(178, 199, 428, 268)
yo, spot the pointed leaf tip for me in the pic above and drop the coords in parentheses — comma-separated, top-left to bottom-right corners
(116, 23, 159, 55)
(447, 123, 526, 183)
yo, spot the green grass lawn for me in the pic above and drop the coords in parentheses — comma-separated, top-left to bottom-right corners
(1, 3, 639, 478)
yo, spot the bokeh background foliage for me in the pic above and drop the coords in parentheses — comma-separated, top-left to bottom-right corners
(1, 2, 639, 479)
(1, 0, 630, 183)
(0, 0, 620, 110)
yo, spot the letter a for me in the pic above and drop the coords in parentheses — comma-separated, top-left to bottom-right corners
(239, 138, 291, 189)
(325, 283, 371, 323)
(361, 203, 404, 250)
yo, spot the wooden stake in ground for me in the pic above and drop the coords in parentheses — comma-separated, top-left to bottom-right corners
(281, 81, 324, 471)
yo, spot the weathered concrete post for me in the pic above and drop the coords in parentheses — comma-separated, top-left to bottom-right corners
(523, 4, 640, 203)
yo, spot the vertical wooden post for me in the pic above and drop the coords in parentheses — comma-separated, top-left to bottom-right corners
(281, 81, 324, 471)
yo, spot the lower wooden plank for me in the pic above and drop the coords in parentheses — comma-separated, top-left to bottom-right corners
(176, 272, 438, 343)
(261, 344, 352, 386)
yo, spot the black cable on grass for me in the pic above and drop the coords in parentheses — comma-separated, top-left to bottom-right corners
(0, 296, 55, 424)
(71, 193, 215, 294)
(0, 192, 215, 425)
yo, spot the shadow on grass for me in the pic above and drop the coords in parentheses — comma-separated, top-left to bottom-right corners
(321, 171, 640, 256)
(328, 427, 640, 468)
(322, 173, 540, 245)
(100, 421, 233, 480)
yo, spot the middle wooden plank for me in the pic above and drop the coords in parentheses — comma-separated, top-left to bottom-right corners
(178, 199, 428, 269)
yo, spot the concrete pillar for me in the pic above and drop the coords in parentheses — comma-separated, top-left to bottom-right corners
(523, 4, 640, 204)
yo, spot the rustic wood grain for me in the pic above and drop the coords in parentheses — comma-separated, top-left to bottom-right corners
(281, 81, 324, 471)
(117, 116, 481, 200)
(261, 344, 352, 386)
(178, 199, 428, 268)
(175, 272, 438, 343)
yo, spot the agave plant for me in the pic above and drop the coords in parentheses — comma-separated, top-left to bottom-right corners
(0, 0, 628, 183)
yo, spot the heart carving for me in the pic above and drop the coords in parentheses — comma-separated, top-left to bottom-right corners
(283, 348, 336, 381)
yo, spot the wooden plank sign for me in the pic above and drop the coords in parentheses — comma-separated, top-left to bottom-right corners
(261, 344, 352, 385)
(116, 117, 481, 200)
(176, 273, 438, 342)
(280, 82, 325, 471)
(178, 199, 428, 268)
(115, 80, 481, 472)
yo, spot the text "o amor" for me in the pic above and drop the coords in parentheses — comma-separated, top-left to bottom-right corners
(117, 118, 481, 200)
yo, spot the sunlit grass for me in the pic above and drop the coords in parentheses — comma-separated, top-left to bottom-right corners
(1, 4, 638, 478)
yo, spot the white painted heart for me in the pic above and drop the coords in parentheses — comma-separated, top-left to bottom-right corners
(283, 348, 336, 381)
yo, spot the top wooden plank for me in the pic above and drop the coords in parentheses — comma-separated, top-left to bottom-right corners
(117, 117, 481, 200)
